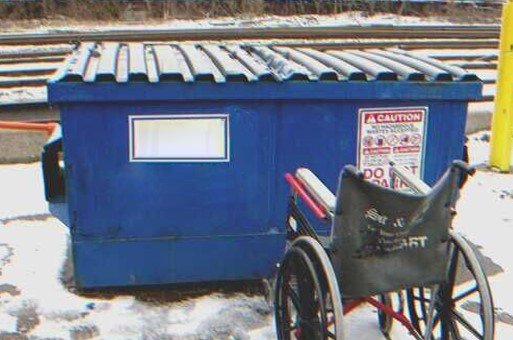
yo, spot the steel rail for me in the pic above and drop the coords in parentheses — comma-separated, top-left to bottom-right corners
(0, 77, 49, 87)
(0, 56, 67, 65)
(0, 48, 73, 58)
(276, 39, 499, 50)
(0, 25, 501, 45)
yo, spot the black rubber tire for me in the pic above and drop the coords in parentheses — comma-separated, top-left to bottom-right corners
(406, 232, 495, 340)
(274, 236, 344, 340)
(292, 237, 345, 339)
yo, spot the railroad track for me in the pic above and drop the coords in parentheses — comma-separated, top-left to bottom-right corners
(0, 25, 501, 44)
(0, 24, 500, 120)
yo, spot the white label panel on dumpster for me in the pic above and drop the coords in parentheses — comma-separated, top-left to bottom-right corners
(356, 107, 428, 189)
(129, 114, 230, 162)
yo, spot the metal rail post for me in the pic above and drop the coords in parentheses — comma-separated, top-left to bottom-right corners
(490, 0, 513, 172)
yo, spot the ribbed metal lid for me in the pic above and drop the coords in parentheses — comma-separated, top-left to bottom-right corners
(53, 42, 480, 84)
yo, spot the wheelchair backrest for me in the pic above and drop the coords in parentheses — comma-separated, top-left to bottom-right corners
(330, 163, 464, 298)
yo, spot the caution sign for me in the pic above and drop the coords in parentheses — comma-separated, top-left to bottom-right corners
(357, 107, 428, 189)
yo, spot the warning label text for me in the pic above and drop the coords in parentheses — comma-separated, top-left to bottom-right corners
(357, 107, 428, 190)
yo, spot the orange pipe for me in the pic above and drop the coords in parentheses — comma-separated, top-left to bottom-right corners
(0, 121, 57, 136)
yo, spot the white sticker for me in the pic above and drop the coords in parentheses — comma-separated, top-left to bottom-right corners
(129, 114, 229, 162)
(357, 107, 428, 189)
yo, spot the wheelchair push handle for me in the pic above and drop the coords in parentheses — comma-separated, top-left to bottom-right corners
(285, 159, 475, 222)
(452, 159, 476, 176)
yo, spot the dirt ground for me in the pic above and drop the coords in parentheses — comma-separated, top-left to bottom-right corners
(0, 130, 48, 164)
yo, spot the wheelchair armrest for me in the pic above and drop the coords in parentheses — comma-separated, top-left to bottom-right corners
(295, 168, 336, 213)
(285, 173, 328, 220)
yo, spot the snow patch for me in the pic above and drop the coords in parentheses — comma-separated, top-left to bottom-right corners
(0, 87, 47, 105)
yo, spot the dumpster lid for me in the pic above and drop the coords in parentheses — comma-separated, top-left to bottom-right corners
(51, 42, 480, 84)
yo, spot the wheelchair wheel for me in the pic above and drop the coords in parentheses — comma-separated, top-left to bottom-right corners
(275, 236, 344, 340)
(406, 232, 494, 340)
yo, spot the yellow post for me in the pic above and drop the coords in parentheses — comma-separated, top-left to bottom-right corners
(490, 0, 513, 172)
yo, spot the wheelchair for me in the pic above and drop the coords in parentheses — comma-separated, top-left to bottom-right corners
(274, 161, 494, 340)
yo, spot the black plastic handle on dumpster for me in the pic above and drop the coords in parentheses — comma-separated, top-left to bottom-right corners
(42, 128, 65, 202)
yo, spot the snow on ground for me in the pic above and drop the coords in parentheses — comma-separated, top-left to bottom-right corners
(1, 12, 465, 34)
(0, 87, 47, 106)
(0, 163, 276, 339)
(455, 131, 513, 339)
(0, 221, 273, 338)
(0, 131, 512, 339)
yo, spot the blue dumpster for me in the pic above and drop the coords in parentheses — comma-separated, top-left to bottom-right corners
(46, 43, 481, 288)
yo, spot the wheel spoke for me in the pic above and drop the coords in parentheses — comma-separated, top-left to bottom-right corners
(286, 283, 302, 311)
(449, 317, 462, 339)
(454, 285, 479, 302)
(405, 236, 494, 340)
(419, 288, 429, 327)
(422, 300, 442, 339)
(432, 312, 441, 329)
(275, 240, 345, 340)
(413, 295, 431, 303)
(452, 310, 484, 339)
(284, 323, 297, 331)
